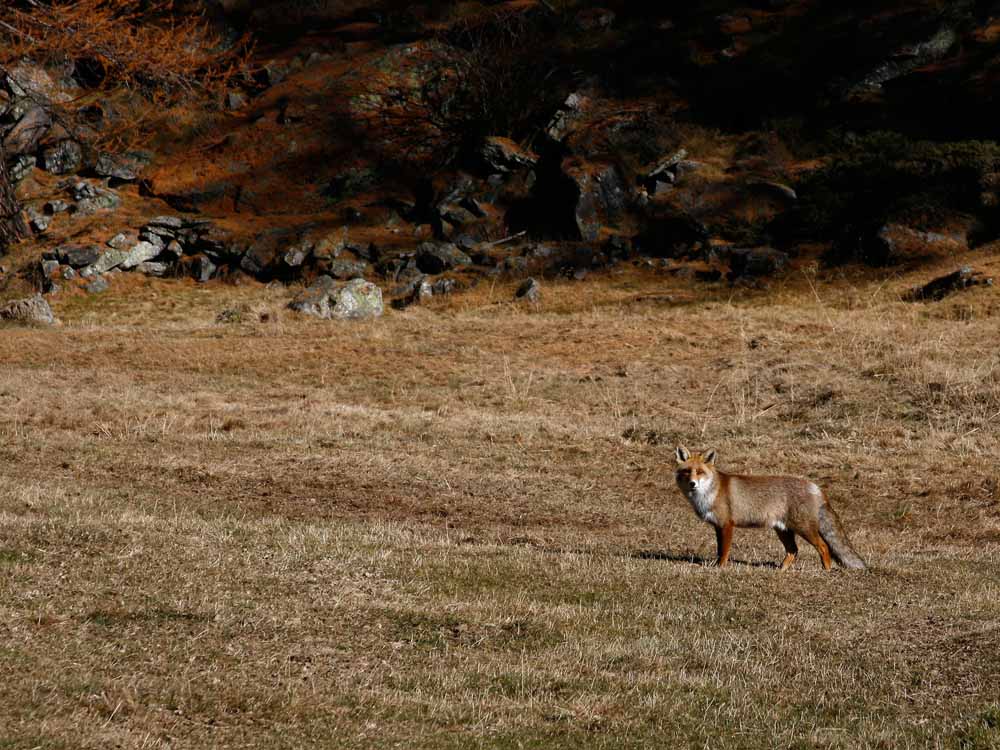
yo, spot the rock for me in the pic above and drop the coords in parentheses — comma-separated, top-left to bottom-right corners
(146, 215, 185, 230)
(135, 261, 170, 277)
(40, 259, 60, 276)
(61, 266, 77, 280)
(94, 152, 142, 182)
(3, 106, 51, 155)
(5, 61, 70, 102)
(91, 248, 131, 274)
(9, 153, 35, 182)
(833, 224, 895, 266)
(45, 200, 70, 215)
(56, 244, 102, 268)
(903, 266, 993, 302)
(0, 295, 55, 325)
(282, 242, 311, 268)
(432, 278, 456, 296)
(515, 277, 541, 303)
(328, 258, 368, 279)
(107, 232, 136, 250)
(191, 255, 217, 282)
(392, 275, 433, 309)
(546, 92, 590, 142)
(415, 242, 471, 274)
(634, 211, 710, 258)
(747, 179, 797, 202)
(40, 140, 83, 175)
(162, 241, 184, 261)
(120, 241, 161, 269)
(848, 26, 959, 97)
(480, 137, 538, 173)
(27, 208, 50, 233)
(71, 181, 121, 214)
(563, 160, 627, 241)
(289, 276, 384, 320)
(727, 247, 789, 279)
(647, 150, 688, 183)
(313, 227, 349, 260)
(85, 276, 109, 294)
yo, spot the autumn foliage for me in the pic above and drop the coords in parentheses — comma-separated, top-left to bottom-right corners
(0, 0, 247, 97)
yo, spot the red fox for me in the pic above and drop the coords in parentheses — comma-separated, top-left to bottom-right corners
(674, 446, 866, 570)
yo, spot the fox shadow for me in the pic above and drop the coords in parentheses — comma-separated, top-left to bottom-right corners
(628, 548, 780, 570)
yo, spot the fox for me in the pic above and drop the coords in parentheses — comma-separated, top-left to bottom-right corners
(673, 446, 866, 571)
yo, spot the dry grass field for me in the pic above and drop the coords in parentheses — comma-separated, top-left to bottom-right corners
(1, 256, 999, 749)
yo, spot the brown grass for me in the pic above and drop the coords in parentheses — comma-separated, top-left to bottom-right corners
(1, 256, 999, 748)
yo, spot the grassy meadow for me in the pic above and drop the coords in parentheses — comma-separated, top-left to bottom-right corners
(1, 258, 999, 749)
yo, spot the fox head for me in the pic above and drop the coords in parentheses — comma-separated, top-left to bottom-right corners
(674, 446, 717, 496)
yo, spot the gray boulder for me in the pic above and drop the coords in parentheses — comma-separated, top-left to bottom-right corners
(289, 276, 383, 320)
(415, 242, 471, 274)
(120, 241, 161, 270)
(135, 262, 170, 277)
(191, 255, 217, 282)
(0, 295, 56, 325)
(563, 160, 626, 242)
(90, 248, 131, 274)
(56, 244, 102, 268)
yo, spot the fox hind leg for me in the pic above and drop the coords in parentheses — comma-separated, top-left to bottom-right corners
(803, 528, 832, 570)
(776, 528, 798, 571)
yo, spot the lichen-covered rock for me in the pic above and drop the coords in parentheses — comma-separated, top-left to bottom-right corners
(40, 140, 83, 175)
(0, 295, 56, 325)
(120, 241, 162, 270)
(289, 276, 383, 320)
(71, 181, 121, 215)
(90, 248, 131, 275)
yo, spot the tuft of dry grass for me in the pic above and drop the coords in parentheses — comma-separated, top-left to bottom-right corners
(1, 257, 999, 748)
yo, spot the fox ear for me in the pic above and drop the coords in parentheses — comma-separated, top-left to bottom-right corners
(675, 446, 690, 463)
(704, 449, 717, 464)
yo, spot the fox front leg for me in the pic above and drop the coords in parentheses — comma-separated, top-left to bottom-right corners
(715, 522, 734, 567)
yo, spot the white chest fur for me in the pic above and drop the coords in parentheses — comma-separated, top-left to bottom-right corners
(686, 483, 717, 524)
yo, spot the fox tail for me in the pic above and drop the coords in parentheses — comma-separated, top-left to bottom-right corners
(818, 504, 867, 570)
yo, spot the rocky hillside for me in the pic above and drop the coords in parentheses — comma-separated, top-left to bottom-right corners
(2, 0, 999, 313)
